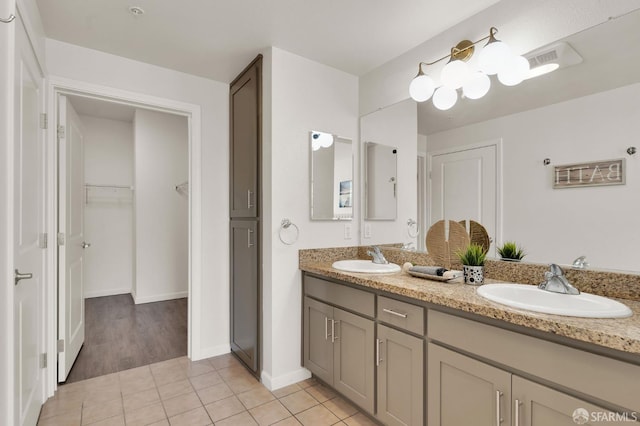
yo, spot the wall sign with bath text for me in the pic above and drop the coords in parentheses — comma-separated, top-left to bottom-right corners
(553, 159, 625, 189)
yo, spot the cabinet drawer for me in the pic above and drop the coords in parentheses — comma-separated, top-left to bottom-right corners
(377, 296, 424, 335)
(304, 275, 375, 317)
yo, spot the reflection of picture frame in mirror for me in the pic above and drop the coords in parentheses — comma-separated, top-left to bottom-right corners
(339, 180, 352, 208)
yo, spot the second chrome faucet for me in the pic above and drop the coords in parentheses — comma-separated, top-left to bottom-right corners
(538, 264, 580, 295)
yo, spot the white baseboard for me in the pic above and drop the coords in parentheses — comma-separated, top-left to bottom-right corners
(192, 344, 230, 361)
(84, 288, 132, 299)
(132, 290, 188, 304)
(261, 368, 311, 391)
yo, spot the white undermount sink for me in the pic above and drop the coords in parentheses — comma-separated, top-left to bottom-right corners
(332, 259, 401, 274)
(477, 283, 632, 318)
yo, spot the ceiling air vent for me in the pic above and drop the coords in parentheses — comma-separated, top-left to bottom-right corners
(525, 41, 583, 70)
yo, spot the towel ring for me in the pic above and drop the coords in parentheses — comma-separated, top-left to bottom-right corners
(279, 218, 299, 245)
(1, 14, 15, 23)
(407, 218, 419, 238)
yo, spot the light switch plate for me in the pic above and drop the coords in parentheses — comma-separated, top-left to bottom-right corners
(344, 223, 352, 240)
(364, 223, 372, 239)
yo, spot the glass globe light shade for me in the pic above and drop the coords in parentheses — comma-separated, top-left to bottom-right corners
(409, 74, 435, 102)
(432, 86, 458, 110)
(462, 71, 491, 100)
(441, 60, 472, 89)
(312, 131, 334, 148)
(497, 55, 530, 87)
(478, 41, 512, 75)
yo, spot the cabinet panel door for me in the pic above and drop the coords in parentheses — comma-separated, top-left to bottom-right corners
(230, 59, 260, 218)
(230, 221, 259, 373)
(428, 343, 511, 426)
(303, 297, 334, 385)
(333, 308, 375, 414)
(512, 376, 634, 426)
(377, 324, 424, 426)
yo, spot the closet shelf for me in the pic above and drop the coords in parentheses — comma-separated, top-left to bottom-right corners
(85, 183, 134, 204)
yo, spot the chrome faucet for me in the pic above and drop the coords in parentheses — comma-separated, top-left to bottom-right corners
(572, 256, 589, 269)
(538, 264, 580, 295)
(367, 246, 389, 264)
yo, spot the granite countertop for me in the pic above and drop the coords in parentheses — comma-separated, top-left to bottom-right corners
(300, 260, 640, 356)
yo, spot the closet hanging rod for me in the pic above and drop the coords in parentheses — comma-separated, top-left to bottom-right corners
(85, 184, 134, 190)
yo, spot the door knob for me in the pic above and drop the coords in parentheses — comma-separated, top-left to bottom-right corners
(82, 242, 91, 249)
(14, 269, 33, 286)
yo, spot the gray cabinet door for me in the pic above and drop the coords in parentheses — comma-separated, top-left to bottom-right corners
(512, 376, 633, 426)
(230, 220, 259, 373)
(333, 308, 375, 414)
(230, 58, 260, 218)
(376, 324, 423, 426)
(428, 343, 511, 426)
(303, 297, 334, 385)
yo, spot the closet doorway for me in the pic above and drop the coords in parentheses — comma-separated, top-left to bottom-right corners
(55, 92, 191, 383)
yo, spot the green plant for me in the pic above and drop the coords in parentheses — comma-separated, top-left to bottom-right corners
(456, 243, 487, 266)
(497, 241, 526, 260)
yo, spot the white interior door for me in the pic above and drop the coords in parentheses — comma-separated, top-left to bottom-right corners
(429, 143, 499, 254)
(58, 95, 86, 382)
(13, 14, 45, 426)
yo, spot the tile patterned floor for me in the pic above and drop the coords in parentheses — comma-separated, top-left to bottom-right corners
(38, 354, 380, 426)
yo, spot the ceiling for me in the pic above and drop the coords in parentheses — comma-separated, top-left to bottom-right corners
(419, 9, 640, 135)
(36, 0, 499, 83)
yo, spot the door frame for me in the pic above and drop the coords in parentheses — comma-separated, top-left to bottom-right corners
(45, 76, 202, 395)
(426, 139, 503, 250)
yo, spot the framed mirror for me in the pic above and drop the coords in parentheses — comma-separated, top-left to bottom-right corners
(310, 131, 353, 220)
(364, 142, 397, 220)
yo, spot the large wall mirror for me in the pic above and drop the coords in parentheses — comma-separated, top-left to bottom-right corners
(310, 131, 353, 220)
(364, 142, 397, 220)
(366, 9, 640, 272)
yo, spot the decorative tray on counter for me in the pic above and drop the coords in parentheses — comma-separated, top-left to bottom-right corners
(407, 270, 463, 282)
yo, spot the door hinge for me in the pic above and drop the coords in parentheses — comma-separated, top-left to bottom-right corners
(57, 125, 65, 139)
(57, 233, 65, 246)
(40, 113, 48, 130)
(40, 353, 47, 369)
(57, 339, 65, 353)
(39, 233, 48, 249)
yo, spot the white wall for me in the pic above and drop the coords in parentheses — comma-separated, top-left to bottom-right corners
(361, 99, 417, 247)
(46, 39, 230, 358)
(359, 0, 640, 115)
(134, 109, 188, 302)
(426, 83, 640, 272)
(82, 115, 134, 298)
(262, 47, 359, 389)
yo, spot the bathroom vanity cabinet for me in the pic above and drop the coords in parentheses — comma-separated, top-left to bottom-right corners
(301, 271, 640, 426)
(303, 274, 424, 425)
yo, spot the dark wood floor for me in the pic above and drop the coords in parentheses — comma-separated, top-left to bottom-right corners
(64, 294, 187, 384)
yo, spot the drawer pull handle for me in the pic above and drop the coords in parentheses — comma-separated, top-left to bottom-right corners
(325, 317, 329, 340)
(496, 390, 503, 426)
(382, 308, 408, 318)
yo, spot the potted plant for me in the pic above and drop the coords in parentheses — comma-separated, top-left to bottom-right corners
(497, 241, 526, 261)
(456, 243, 487, 285)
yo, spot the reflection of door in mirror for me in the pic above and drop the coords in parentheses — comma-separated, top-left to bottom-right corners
(365, 142, 397, 220)
(310, 131, 353, 221)
(429, 141, 500, 256)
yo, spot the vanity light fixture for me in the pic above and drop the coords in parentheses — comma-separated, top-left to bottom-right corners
(409, 27, 531, 110)
(311, 131, 334, 151)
